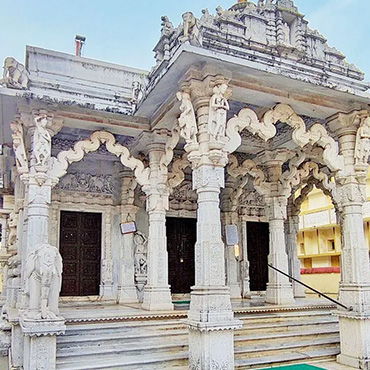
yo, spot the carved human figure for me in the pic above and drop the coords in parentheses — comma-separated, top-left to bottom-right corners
(10, 120, 28, 173)
(134, 231, 148, 275)
(132, 81, 143, 104)
(355, 117, 370, 165)
(282, 22, 291, 45)
(24, 244, 63, 320)
(134, 232, 147, 254)
(176, 91, 198, 145)
(7, 211, 17, 250)
(182, 12, 196, 38)
(161, 15, 174, 35)
(0, 57, 29, 89)
(33, 115, 51, 166)
(208, 84, 230, 140)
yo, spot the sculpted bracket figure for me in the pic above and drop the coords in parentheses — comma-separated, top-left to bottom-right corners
(176, 91, 198, 146)
(208, 84, 230, 141)
(10, 119, 29, 174)
(24, 244, 63, 320)
(355, 117, 370, 167)
(33, 115, 52, 167)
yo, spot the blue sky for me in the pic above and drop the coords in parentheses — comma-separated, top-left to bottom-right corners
(1, 0, 369, 79)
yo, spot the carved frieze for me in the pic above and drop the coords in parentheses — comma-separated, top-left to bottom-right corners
(56, 172, 115, 195)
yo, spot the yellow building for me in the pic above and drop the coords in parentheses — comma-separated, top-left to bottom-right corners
(297, 169, 370, 294)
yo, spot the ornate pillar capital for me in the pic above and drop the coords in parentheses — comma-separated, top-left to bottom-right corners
(265, 196, 288, 221)
(327, 110, 368, 135)
(177, 71, 232, 168)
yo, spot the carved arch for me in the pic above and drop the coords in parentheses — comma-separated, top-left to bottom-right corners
(49, 131, 150, 186)
(227, 155, 270, 208)
(225, 104, 344, 172)
(280, 159, 336, 198)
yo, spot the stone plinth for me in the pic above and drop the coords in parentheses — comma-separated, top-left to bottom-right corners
(20, 316, 65, 370)
(337, 311, 370, 370)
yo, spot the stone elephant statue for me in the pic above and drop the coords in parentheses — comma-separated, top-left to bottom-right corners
(0, 57, 29, 89)
(24, 244, 63, 320)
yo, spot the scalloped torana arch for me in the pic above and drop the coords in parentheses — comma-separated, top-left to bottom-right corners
(49, 131, 150, 186)
(225, 104, 344, 173)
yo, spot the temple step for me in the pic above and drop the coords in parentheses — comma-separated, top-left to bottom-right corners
(56, 306, 340, 369)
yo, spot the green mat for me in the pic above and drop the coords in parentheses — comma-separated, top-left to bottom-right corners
(263, 365, 323, 370)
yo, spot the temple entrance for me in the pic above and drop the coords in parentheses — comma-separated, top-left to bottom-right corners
(59, 211, 102, 296)
(247, 221, 269, 291)
(167, 217, 196, 294)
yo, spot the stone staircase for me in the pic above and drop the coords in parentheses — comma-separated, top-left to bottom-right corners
(56, 306, 340, 370)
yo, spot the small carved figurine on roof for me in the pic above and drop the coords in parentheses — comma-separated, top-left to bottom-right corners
(182, 12, 196, 39)
(216, 6, 238, 19)
(0, 57, 29, 90)
(161, 15, 174, 36)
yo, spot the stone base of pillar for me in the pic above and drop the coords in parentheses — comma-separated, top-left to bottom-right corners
(188, 287, 242, 369)
(293, 282, 306, 298)
(20, 316, 66, 370)
(118, 285, 138, 304)
(100, 284, 115, 298)
(142, 285, 173, 311)
(188, 326, 235, 370)
(265, 282, 295, 305)
(229, 283, 241, 299)
(10, 323, 23, 369)
(339, 283, 370, 312)
(337, 313, 370, 369)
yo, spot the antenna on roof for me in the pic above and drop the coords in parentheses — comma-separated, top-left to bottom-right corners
(75, 35, 86, 57)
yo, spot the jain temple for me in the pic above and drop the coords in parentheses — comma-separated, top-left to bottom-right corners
(0, 0, 370, 369)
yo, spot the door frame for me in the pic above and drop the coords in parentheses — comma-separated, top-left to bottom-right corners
(50, 191, 114, 301)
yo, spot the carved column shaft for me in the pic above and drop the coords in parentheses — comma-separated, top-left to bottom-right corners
(222, 211, 241, 299)
(285, 214, 306, 298)
(118, 205, 139, 304)
(142, 149, 173, 311)
(328, 116, 370, 369)
(265, 196, 295, 305)
(26, 181, 51, 252)
(338, 182, 370, 308)
(189, 165, 240, 370)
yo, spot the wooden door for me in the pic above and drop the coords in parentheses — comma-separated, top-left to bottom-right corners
(247, 222, 269, 291)
(59, 211, 102, 296)
(167, 217, 196, 294)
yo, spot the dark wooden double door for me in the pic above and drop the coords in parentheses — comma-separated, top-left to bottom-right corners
(167, 217, 196, 294)
(59, 211, 102, 296)
(247, 222, 270, 291)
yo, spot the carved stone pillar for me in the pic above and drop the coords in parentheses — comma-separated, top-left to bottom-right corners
(14, 110, 65, 370)
(142, 148, 173, 311)
(222, 211, 241, 299)
(329, 112, 370, 369)
(118, 204, 139, 304)
(265, 196, 295, 305)
(179, 70, 241, 370)
(285, 213, 306, 298)
(189, 165, 240, 369)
